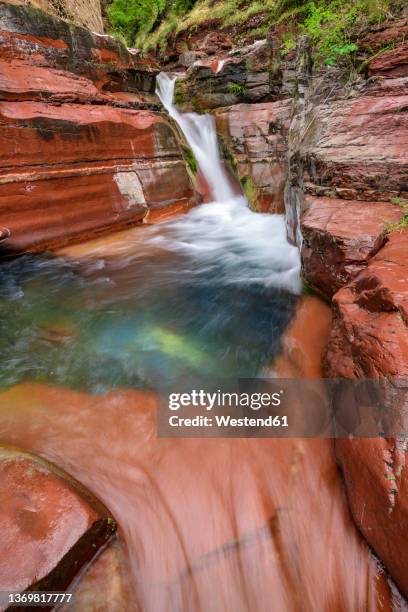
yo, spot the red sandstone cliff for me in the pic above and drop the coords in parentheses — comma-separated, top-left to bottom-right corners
(0, 2, 196, 253)
(169, 14, 408, 599)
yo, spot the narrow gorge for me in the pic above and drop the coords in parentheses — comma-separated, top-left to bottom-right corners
(0, 0, 407, 610)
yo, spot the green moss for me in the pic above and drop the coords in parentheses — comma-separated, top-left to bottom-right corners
(182, 144, 199, 174)
(242, 176, 260, 210)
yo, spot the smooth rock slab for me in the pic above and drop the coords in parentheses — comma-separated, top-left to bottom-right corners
(301, 196, 402, 299)
(0, 446, 116, 597)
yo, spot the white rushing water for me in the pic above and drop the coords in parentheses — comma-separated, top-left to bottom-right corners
(153, 73, 302, 294)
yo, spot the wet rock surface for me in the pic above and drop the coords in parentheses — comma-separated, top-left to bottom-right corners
(301, 197, 402, 299)
(325, 229, 408, 380)
(0, 445, 116, 597)
(324, 230, 408, 597)
(0, 380, 395, 611)
(215, 101, 290, 212)
(0, 2, 196, 253)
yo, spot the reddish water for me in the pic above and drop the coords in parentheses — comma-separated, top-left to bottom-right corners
(0, 294, 394, 611)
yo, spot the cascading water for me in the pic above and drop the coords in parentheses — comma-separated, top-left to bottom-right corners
(156, 73, 237, 203)
(154, 72, 301, 295)
(0, 73, 303, 393)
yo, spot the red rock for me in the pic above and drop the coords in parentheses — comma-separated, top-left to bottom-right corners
(0, 59, 102, 102)
(271, 295, 332, 379)
(323, 230, 408, 597)
(303, 91, 408, 199)
(336, 437, 408, 601)
(301, 196, 402, 298)
(0, 2, 158, 89)
(0, 445, 116, 595)
(0, 3, 197, 252)
(369, 41, 408, 77)
(0, 384, 395, 611)
(215, 101, 291, 212)
(324, 229, 408, 378)
(360, 17, 408, 52)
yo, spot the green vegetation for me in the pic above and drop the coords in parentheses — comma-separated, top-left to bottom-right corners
(227, 82, 247, 95)
(386, 197, 408, 234)
(182, 144, 199, 174)
(106, 0, 401, 65)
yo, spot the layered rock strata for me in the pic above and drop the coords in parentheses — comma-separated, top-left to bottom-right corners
(283, 18, 408, 600)
(0, 2, 196, 253)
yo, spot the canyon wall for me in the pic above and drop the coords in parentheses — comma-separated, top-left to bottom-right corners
(3, 0, 103, 32)
(1, 0, 408, 600)
(284, 25, 408, 597)
(0, 2, 196, 253)
(173, 13, 408, 600)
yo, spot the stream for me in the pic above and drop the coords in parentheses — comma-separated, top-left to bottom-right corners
(0, 74, 389, 610)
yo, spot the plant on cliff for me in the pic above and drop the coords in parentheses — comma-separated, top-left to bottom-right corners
(386, 198, 408, 233)
(227, 82, 247, 96)
(106, 0, 400, 62)
(107, 0, 198, 46)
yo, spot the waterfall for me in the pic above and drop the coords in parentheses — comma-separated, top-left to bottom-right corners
(156, 73, 238, 203)
(155, 72, 302, 295)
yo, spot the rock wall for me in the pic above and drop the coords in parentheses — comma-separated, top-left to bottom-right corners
(174, 40, 292, 213)
(3, 0, 104, 32)
(173, 13, 408, 600)
(0, 2, 196, 253)
(283, 17, 408, 600)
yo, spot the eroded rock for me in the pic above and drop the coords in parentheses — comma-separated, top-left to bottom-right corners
(0, 2, 196, 253)
(0, 445, 116, 597)
(0, 383, 396, 611)
(323, 230, 408, 597)
(301, 196, 402, 298)
(215, 101, 291, 212)
(325, 229, 408, 378)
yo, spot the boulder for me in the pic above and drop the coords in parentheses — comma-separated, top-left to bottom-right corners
(0, 445, 116, 597)
(300, 196, 402, 299)
(325, 229, 408, 379)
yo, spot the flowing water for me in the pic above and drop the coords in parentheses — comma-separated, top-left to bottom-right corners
(0, 75, 392, 610)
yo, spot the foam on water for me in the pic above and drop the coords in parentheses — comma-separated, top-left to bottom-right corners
(155, 72, 301, 294)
